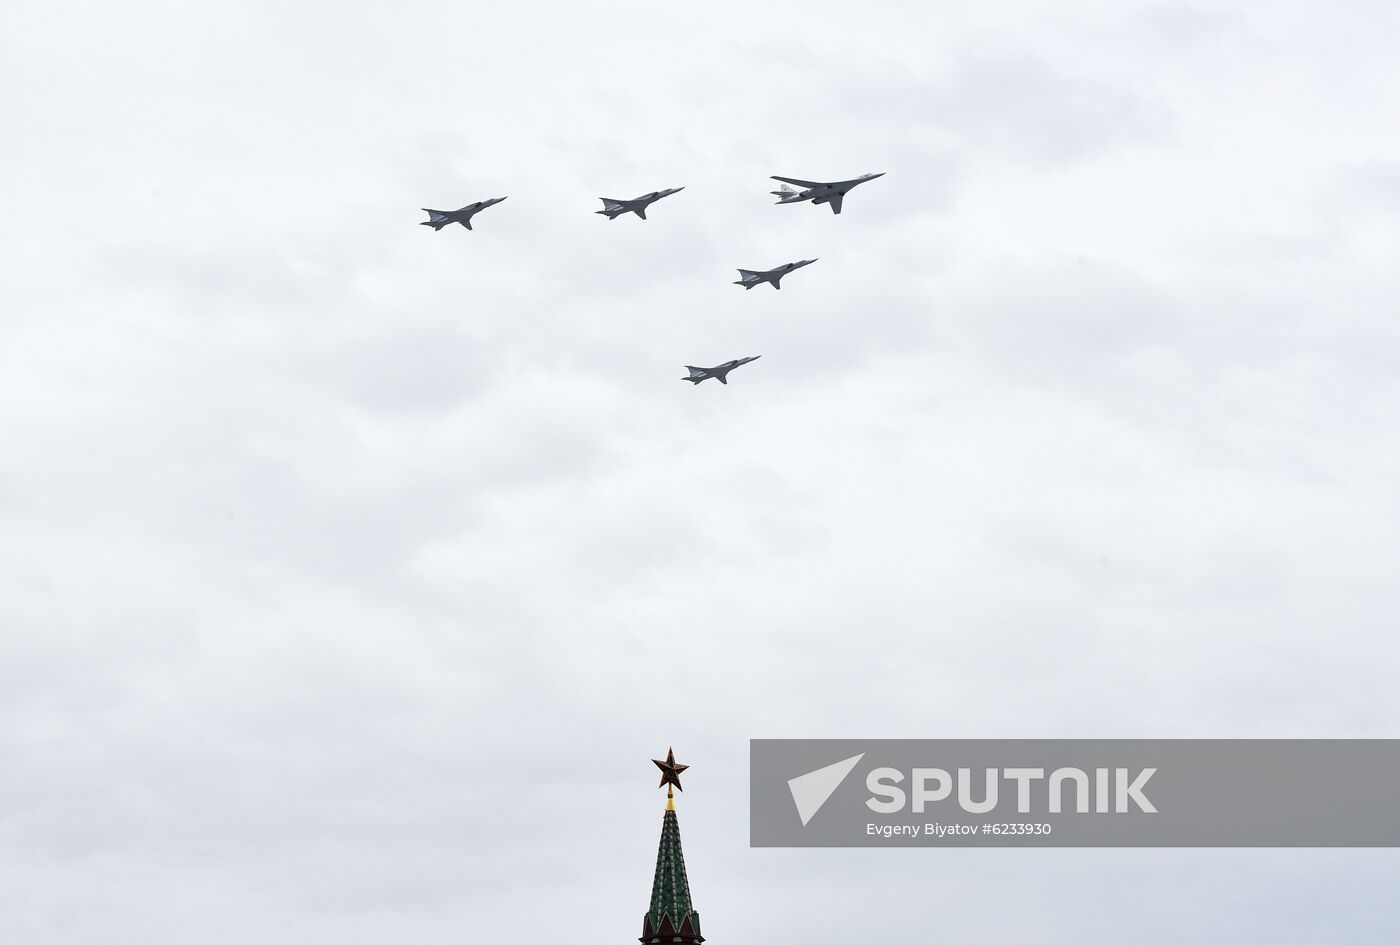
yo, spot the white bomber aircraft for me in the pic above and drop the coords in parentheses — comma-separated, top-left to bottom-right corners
(770, 172, 885, 214)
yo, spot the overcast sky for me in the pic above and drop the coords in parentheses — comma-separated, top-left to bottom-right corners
(3, 1, 1400, 942)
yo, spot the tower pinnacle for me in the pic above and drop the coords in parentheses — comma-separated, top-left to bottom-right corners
(642, 748, 704, 945)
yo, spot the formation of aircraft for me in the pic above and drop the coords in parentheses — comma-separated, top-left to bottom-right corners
(596, 187, 685, 220)
(733, 258, 818, 291)
(682, 357, 761, 385)
(420, 197, 509, 231)
(419, 173, 885, 387)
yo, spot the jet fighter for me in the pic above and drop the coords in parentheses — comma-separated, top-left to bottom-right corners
(682, 356, 761, 385)
(420, 197, 508, 231)
(733, 258, 818, 291)
(596, 187, 685, 220)
(769, 172, 885, 214)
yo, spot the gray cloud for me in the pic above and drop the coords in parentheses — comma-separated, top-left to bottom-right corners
(3, 1, 1399, 943)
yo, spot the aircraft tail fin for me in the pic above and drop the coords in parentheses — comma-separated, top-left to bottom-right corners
(771, 184, 806, 205)
(421, 210, 450, 230)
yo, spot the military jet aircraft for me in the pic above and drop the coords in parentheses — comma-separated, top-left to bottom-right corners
(682, 356, 761, 385)
(734, 258, 818, 291)
(420, 197, 508, 231)
(596, 187, 685, 220)
(770, 172, 885, 214)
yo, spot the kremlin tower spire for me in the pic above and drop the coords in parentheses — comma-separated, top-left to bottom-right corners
(642, 748, 705, 945)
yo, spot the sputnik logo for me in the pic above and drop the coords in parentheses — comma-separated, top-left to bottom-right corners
(787, 753, 865, 826)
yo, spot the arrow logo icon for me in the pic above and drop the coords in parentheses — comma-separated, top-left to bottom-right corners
(787, 753, 865, 826)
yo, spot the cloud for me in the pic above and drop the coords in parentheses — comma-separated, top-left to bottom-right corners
(2, 1, 1398, 943)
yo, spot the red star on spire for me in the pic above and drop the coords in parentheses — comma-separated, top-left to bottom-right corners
(652, 747, 689, 792)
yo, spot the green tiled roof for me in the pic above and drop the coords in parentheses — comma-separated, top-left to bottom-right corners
(644, 808, 702, 939)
